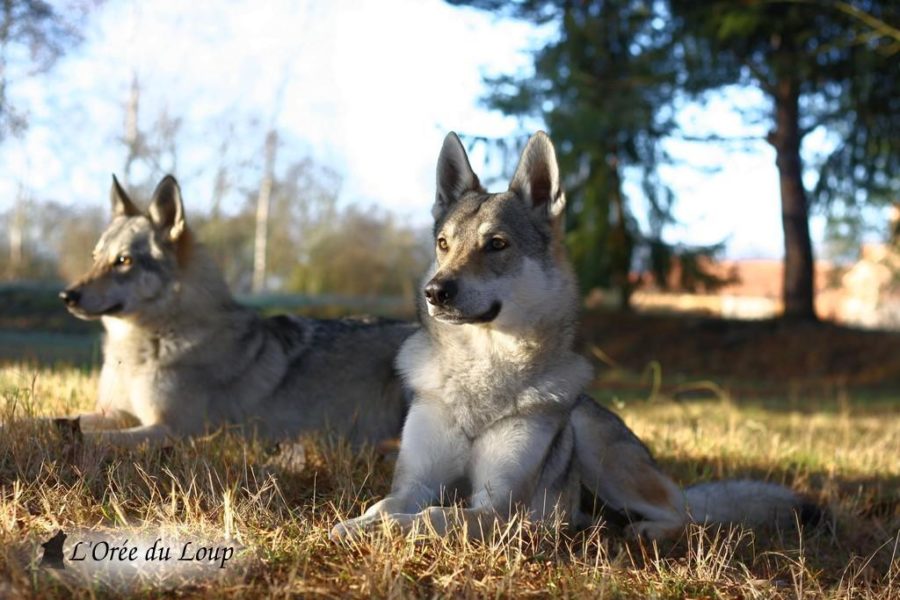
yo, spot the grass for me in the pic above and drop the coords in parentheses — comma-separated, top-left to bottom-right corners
(0, 363, 898, 598)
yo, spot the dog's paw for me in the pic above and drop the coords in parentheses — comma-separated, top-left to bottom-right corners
(52, 416, 84, 444)
(624, 520, 681, 542)
(330, 517, 373, 542)
(330, 513, 402, 542)
(265, 442, 307, 473)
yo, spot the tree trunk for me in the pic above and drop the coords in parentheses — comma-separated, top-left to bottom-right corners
(891, 201, 899, 247)
(122, 74, 140, 183)
(7, 189, 23, 278)
(252, 130, 278, 294)
(607, 155, 633, 311)
(769, 75, 817, 321)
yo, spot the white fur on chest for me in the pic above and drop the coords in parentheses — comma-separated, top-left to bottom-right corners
(397, 328, 593, 435)
(102, 316, 136, 342)
(97, 359, 162, 424)
(98, 317, 168, 424)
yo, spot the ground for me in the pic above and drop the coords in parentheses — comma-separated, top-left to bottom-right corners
(0, 308, 898, 598)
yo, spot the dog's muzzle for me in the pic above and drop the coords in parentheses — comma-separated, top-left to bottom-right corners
(424, 277, 501, 324)
(59, 288, 124, 318)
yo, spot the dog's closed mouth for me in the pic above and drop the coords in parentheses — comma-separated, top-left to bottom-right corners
(70, 303, 124, 318)
(473, 302, 501, 323)
(100, 303, 125, 316)
(435, 302, 501, 325)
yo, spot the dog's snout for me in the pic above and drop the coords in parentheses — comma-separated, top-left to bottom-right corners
(424, 279, 458, 307)
(59, 288, 81, 307)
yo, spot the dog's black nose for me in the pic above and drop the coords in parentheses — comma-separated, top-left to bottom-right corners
(424, 279, 457, 306)
(59, 289, 81, 307)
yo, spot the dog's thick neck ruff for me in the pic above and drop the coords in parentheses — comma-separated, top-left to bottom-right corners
(96, 238, 249, 371)
(396, 319, 593, 441)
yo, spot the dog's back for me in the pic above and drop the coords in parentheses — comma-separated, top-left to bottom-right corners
(253, 315, 416, 443)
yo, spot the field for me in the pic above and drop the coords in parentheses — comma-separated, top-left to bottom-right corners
(0, 309, 898, 598)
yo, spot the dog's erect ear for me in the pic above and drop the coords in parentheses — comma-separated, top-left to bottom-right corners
(434, 132, 482, 221)
(509, 131, 565, 221)
(148, 175, 186, 241)
(110, 175, 140, 218)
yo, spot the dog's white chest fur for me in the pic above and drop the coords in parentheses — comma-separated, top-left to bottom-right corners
(397, 328, 591, 437)
(98, 316, 197, 425)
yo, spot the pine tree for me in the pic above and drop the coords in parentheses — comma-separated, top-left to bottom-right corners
(451, 0, 728, 308)
(671, 0, 899, 320)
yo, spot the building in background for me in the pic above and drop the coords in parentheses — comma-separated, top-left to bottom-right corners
(611, 212, 900, 330)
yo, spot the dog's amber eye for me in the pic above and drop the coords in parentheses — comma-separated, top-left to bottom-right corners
(114, 255, 133, 267)
(489, 238, 508, 251)
(437, 238, 449, 251)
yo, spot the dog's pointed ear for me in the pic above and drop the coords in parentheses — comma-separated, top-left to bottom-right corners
(509, 131, 565, 221)
(148, 175, 186, 241)
(110, 175, 140, 218)
(434, 132, 482, 221)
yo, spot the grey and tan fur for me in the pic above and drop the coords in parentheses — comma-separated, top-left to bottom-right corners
(332, 132, 816, 541)
(12, 175, 415, 447)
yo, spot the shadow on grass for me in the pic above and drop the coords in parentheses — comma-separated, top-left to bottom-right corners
(2, 424, 897, 595)
(0, 331, 102, 368)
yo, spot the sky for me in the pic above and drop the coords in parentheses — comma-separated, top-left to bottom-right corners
(0, 0, 847, 260)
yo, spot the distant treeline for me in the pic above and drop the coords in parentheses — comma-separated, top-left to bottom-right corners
(0, 163, 432, 303)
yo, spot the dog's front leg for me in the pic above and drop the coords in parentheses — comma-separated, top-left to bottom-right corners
(0, 409, 136, 437)
(54, 413, 171, 448)
(331, 400, 469, 541)
(330, 495, 419, 540)
(392, 412, 571, 540)
(86, 422, 173, 448)
(77, 409, 140, 431)
(387, 505, 498, 539)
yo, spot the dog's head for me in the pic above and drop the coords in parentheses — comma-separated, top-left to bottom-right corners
(60, 175, 191, 321)
(423, 131, 575, 329)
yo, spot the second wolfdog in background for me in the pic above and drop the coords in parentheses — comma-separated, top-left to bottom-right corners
(333, 131, 817, 542)
(33, 175, 415, 447)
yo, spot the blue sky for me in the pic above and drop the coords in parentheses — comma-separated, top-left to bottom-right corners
(1, 0, 845, 260)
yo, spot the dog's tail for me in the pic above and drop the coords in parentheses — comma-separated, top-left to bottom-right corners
(684, 480, 822, 528)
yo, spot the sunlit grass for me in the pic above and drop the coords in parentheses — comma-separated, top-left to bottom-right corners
(0, 363, 898, 598)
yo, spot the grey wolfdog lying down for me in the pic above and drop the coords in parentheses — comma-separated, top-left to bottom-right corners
(333, 131, 819, 542)
(18, 175, 415, 447)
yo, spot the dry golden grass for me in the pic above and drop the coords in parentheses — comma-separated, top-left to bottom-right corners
(0, 363, 898, 598)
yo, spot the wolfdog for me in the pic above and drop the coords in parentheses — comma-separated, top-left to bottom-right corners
(332, 132, 817, 541)
(8, 175, 414, 447)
